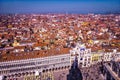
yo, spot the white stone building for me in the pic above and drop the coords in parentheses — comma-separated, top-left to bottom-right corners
(0, 54, 70, 77)
(70, 43, 92, 67)
(70, 43, 119, 67)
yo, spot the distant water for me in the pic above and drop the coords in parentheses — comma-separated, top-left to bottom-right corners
(0, 0, 120, 14)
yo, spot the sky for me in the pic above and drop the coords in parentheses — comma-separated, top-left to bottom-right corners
(0, 0, 120, 14)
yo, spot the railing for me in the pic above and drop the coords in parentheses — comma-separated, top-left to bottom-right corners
(104, 63, 120, 80)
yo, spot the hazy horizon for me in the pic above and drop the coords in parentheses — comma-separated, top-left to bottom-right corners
(0, 0, 120, 14)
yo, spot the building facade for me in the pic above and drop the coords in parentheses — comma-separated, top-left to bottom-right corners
(70, 43, 119, 67)
(0, 42, 119, 79)
(0, 54, 70, 79)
